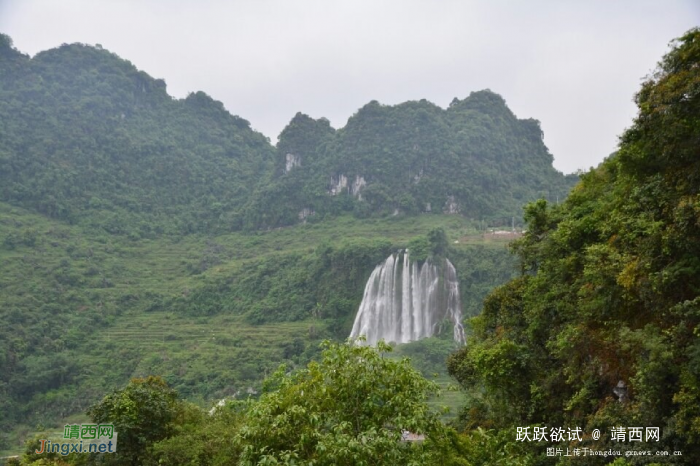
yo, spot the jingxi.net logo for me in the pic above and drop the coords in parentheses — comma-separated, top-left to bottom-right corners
(35, 424, 118, 456)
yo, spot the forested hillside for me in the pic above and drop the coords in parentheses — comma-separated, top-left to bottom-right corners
(0, 34, 274, 236)
(0, 33, 575, 235)
(0, 202, 517, 455)
(448, 28, 700, 463)
(245, 92, 577, 229)
(0, 29, 585, 463)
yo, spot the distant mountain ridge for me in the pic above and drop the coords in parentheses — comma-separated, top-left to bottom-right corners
(0, 35, 274, 236)
(0, 34, 576, 234)
(246, 92, 577, 229)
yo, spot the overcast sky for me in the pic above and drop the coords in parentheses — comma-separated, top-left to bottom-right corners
(1, 1, 698, 174)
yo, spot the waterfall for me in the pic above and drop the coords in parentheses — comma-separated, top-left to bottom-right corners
(349, 251, 466, 345)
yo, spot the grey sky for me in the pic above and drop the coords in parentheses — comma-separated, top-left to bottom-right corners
(1, 1, 698, 174)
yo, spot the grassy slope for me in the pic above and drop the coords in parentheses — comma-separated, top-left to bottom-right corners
(0, 202, 516, 455)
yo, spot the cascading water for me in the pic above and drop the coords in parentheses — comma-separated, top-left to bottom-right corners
(349, 251, 466, 345)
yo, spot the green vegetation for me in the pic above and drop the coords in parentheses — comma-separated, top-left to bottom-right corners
(0, 205, 516, 455)
(0, 33, 574, 237)
(390, 338, 466, 423)
(0, 36, 560, 455)
(16, 343, 468, 466)
(246, 93, 576, 229)
(6, 25, 698, 465)
(231, 340, 455, 465)
(0, 36, 273, 236)
(87, 376, 180, 465)
(448, 28, 700, 464)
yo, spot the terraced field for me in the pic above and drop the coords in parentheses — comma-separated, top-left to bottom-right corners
(1, 202, 517, 454)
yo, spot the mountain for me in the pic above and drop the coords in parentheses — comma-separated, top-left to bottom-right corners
(0, 34, 575, 236)
(2, 26, 698, 465)
(244, 92, 577, 229)
(0, 33, 572, 455)
(0, 35, 274, 236)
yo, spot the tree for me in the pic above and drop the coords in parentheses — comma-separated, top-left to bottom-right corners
(427, 227, 448, 257)
(235, 340, 461, 465)
(87, 376, 182, 466)
(448, 28, 700, 462)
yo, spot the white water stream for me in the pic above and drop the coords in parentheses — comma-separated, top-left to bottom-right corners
(349, 251, 465, 345)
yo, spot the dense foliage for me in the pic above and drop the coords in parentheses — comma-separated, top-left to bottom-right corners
(0, 205, 516, 455)
(15, 24, 697, 464)
(448, 28, 700, 464)
(0, 32, 541, 455)
(0, 34, 574, 236)
(246, 93, 577, 229)
(17, 342, 468, 466)
(87, 376, 180, 465)
(0, 35, 274, 236)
